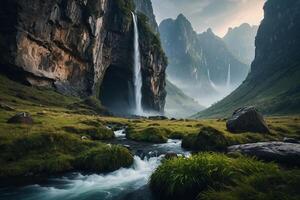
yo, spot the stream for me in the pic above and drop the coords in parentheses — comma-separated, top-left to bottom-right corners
(0, 129, 190, 200)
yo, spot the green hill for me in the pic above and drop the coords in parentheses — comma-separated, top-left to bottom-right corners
(165, 80, 205, 118)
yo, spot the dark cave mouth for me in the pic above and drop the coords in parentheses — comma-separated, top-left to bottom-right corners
(99, 65, 135, 115)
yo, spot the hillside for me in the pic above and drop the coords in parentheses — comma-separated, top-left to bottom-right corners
(165, 80, 205, 118)
(194, 0, 300, 118)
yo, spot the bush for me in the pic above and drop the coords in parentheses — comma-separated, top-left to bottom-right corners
(200, 170, 300, 200)
(150, 153, 279, 200)
(75, 145, 134, 172)
(182, 127, 228, 151)
(126, 127, 169, 143)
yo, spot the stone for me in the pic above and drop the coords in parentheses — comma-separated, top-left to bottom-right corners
(226, 107, 270, 133)
(7, 112, 34, 125)
(283, 137, 299, 144)
(228, 142, 300, 166)
(0, 102, 15, 111)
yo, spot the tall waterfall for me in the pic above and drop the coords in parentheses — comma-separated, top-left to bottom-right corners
(207, 69, 217, 89)
(132, 12, 143, 115)
(226, 63, 231, 88)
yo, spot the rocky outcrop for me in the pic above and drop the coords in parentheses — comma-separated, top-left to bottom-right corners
(0, 0, 167, 114)
(228, 142, 300, 166)
(195, 0, 300, 118)
(226, 107, 270, 133)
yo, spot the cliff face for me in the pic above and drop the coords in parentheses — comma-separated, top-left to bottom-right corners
(0, 0, 167, 114)
(223, 23, 258, 65)
(133, 0, 158, 33)
(195, 0, 300, 118)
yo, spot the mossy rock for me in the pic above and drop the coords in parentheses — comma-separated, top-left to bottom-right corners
(182, 127, 228, 151)
(126, 127, 169, 143)
(75, 145, 134, 172)
(150, 153, 279, 200)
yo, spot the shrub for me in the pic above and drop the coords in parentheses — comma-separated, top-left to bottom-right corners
(150, 153, 278, 200)
(182, 127, 228, 151)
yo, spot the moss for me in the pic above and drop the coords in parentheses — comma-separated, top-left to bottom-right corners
(150, 153, 279, 200)
(126, 126, 169, 143)
(182, 127, 229, 151)
(75, 145, 133, 172)
(138, 13, 168, 65)
(201, 170, 300, 200)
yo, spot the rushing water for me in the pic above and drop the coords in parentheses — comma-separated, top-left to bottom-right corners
(0, 130, 189, 200)
(132, 12, 143, 116)
(207, 69, 217, 89)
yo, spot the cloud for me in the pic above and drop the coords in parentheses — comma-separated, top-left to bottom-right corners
(152, 0, 265, 37)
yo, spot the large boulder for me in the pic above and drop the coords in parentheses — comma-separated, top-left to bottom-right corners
(7, 112, 34, 124)
(226, 107, 270, 133)
(228, 142, 300, 166)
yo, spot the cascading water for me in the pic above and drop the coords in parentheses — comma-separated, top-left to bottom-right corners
(1, 129, 190, 200)
(207, 69, 217, 89)
(132, 12, 143, 115)
(226, 63, 231, 89)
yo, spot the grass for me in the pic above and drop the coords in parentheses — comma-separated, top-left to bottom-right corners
(150, 152, 279, 200)
(0, 74, 134, 178)
(200, 170, 300, 200)
(0, 74, 299, 179)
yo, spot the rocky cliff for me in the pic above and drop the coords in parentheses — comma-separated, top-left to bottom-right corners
(224, 23, 258, 65)
(133, 0, 158, 33)
(0, 0, 167, 115)
(195, 0, 300, 118)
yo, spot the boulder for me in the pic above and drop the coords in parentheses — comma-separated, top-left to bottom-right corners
(226, 107, 270, 133)
(7, 112, 33, 125)
(228, 142, 300, 166)
(283, 137, 299, 144)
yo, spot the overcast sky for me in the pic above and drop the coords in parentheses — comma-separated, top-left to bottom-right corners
(152, 0, 265, 37)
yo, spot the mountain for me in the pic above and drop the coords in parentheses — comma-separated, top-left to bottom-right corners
(224, 23, 259, 65)
(0, 0, 167, 115)
(165, 80, 205, 118)
(195, 0, 300, 118)
(159, 14, 249, 106)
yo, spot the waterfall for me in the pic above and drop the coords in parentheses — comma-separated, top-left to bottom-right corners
(207, 69, 217, 89)
(226, 63, 231, 88)
(132, 12, 143, 115)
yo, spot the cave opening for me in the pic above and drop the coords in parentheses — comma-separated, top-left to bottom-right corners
(99, 65, 135, 115)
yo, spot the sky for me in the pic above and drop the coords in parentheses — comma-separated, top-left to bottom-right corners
(152, 0, 265, 37)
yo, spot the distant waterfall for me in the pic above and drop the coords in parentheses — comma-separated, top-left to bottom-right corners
(207, 69, 217, 89)
(226, 63, 231, 88)
(132, 12, 143, 115)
